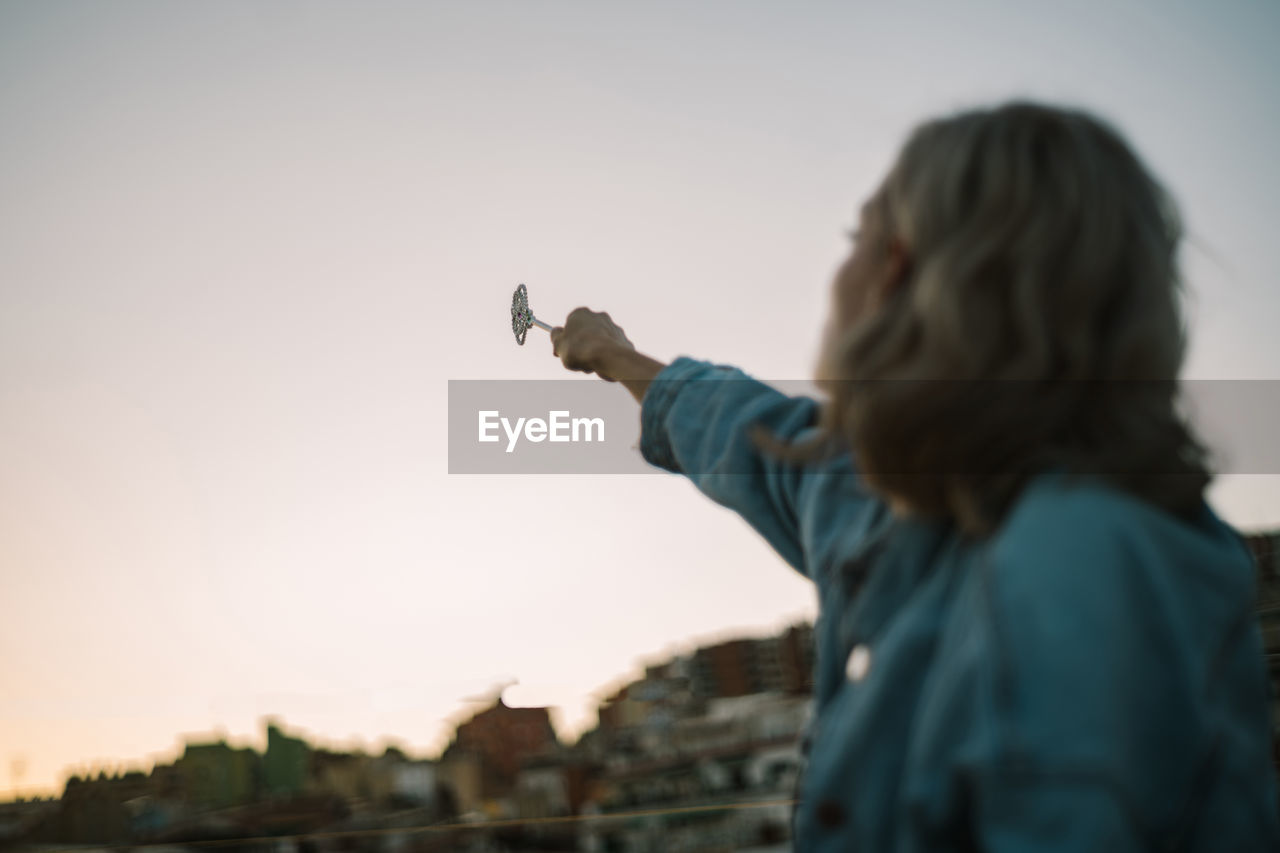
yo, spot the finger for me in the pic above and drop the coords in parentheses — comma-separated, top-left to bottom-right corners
(549, 326, 564, 356)
(561, 348, 594, 375)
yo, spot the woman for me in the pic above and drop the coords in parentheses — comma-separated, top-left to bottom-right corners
(550, 102, 1279, 850)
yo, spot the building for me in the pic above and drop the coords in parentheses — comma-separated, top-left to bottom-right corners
(442, 696, 559, 803)
(0, 799, 58, 847)
(689, 623, 815, 700)
(596, 658, 700, 759)
(264, 721, 309, 798)
(436, 749, 483, 816)
(588, 692, 809, 852)
(309, 748, 372, 802)
(515, 752, 572, 818)
(777, 622, 816, 694)
(175, 740, 259, 809)
(21, 771, 155, 846)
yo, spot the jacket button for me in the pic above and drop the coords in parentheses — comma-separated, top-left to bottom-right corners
(846, 644, 871, 682)
(816, 799, 846, 828)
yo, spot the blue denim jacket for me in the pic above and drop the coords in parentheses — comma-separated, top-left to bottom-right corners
(640, 357, 1280, 852)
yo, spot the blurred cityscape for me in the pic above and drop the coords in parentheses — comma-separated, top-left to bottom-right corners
(3, 528, 1278, 853)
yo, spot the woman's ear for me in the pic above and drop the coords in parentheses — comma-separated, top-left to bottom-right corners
(874, 237, 911, 305)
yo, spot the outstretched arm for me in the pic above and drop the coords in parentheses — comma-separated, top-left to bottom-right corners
(547, 307, 872, 578)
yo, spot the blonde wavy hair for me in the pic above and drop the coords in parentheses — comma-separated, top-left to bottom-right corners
(820, 102, 1211, 536)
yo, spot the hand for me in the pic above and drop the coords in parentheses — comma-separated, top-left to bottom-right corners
(550, 307, 636, 381)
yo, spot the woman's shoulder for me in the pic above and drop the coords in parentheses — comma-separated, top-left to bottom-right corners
(985, 472, 1254, 604)
(973, 472, 1259, 727)
(974, 471, 1258, 718)
(963, 473, 1271, 832)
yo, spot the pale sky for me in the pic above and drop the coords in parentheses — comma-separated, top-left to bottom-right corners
(2, 0, 1279, 796)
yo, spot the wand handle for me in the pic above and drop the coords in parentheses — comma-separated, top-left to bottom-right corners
(529, 316, 554, 333)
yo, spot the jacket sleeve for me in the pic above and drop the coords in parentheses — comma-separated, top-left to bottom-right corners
(639, 357, 835, 576)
